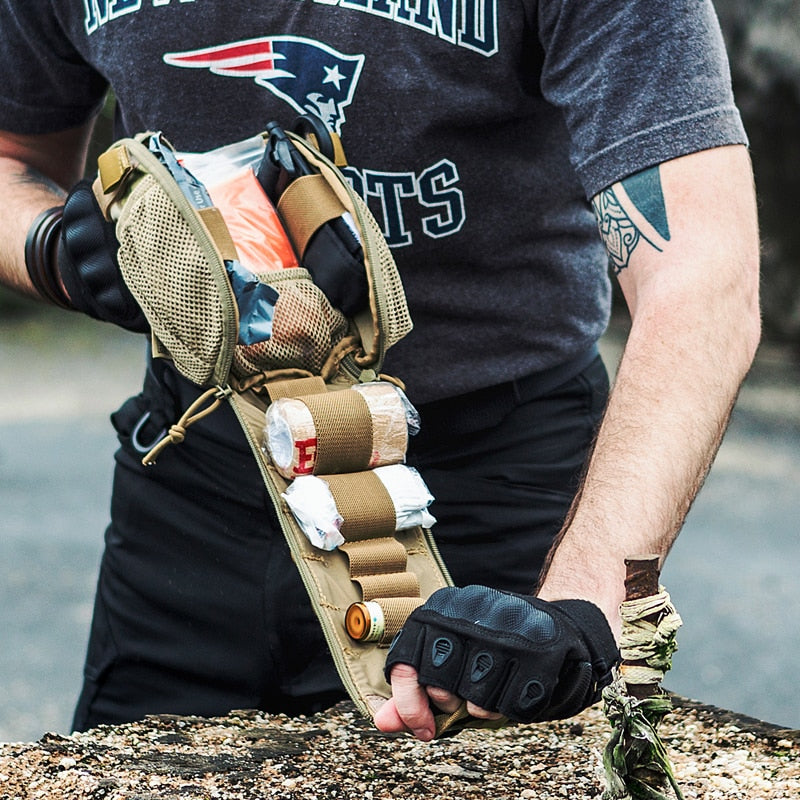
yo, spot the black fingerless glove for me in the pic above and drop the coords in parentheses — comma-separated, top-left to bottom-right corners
(384, 585, 619, 723)
(24, 180, 148, 332)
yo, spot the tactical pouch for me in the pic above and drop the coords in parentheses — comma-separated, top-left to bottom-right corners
(92, 127, 462, 731)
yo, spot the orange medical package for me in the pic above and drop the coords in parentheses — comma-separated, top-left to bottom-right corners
(207, 168, 298, 272)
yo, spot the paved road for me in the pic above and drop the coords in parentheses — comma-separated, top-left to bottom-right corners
(1, 309, 799, 743)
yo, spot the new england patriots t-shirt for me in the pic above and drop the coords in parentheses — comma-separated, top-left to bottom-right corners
(0, 0, 746, 402)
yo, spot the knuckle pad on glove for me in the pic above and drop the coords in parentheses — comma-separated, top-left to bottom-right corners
(496, 669, 551, 721)
(59, 181, 148, 332)
(454, 646, 510, 710)
(384, 588, 619, 724)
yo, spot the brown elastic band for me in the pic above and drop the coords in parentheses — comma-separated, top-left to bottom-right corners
(324, 471, 397, 541)
(341, 538, 408, 576)
(197, 206, 239, 263)
(24, 206, 72, 309)
(266, 376, 327, 402)
(97, 144, 133, 194)
(356, 572, 420, 602)
(277, 173, 346, 257)
(373, 596, 425, 643)
(303, 390, 373, 474)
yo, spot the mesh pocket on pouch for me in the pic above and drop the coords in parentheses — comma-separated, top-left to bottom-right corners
(353, 192, 412, 354)
(231, 268, 350, 379)
(116, 175, 229, 386)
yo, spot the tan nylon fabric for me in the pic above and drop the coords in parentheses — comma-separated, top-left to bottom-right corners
(97, 145, 132, 193)
(276, 173, 347, 257)
(291, 137, 412, 365)
(371, 596, 425, 644)
(103, 128, 458, 730)
(356, 572, 420, 601)
(303, 389, 373, 474)
(107, 132, 412, 390)
(232, 387, 454, 723)
(340, 538, 408, 576)
(116, 174, 230, 386)
(197, 206, 239, 263)
(265, 376, 327, 402)
(330, 134, 347, 168)
(323, 472, 397, 541)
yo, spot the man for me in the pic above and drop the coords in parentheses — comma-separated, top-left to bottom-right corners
(0, 1, 759, 737)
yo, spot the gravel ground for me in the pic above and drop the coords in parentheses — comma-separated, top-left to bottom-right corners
(0, 699, 797, 800)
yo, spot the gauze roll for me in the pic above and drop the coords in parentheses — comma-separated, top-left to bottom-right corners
(281, 473, 346, 551)
(265, 382, 420, 479)
(282, 465, 436, 551)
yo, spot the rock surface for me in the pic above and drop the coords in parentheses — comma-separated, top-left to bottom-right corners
(1, 699, 797, 800)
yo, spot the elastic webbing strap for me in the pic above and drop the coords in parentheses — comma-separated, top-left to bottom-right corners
(356, 572, 420, 601)
(303, 389, 373, 474)
(324, 471, 396, 541)
(277, 173, 346, 257)
(97, 145, 133, 194)
(341, 538, 408, 575)
(94, 146, 135, 221)
(266, 376, 327, 401)
(372, 596, 425, 643)
(197, 206, 239, 263)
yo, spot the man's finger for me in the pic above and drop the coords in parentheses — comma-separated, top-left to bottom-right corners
(425, 685, 461, 714)
(373, 697, 405, 732)
(465, 701, 504, 720)
(382, 663, 435, 741)
(428, 688, 503, 720)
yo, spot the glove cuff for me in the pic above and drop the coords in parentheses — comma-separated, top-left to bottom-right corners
(24, 206, 74, 309)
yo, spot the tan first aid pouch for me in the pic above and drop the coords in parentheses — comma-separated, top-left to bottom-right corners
(91, 126, 491, 735)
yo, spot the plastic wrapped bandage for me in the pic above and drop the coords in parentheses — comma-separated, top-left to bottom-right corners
(265, 382, 419, 478)
(281, 465, 436, 551)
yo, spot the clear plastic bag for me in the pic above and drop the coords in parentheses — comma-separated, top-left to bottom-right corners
(178, 135, 266, 186)
(264, 382, 420, 479)
(179, 137, 298, 275)
(206, 168, 298, 273)
(283, 465, 436, 551)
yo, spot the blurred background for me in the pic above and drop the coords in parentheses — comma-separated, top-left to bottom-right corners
(1, 1, 799, 742)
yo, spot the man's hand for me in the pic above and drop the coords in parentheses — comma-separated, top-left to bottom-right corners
(56, 179, 148, 331)
(25, 179, 148, 330)
(1, 124, 146, 331)
(374, 586, 618, 740)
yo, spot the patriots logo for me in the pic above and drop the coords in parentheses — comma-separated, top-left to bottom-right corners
(163, 36, 365, 134)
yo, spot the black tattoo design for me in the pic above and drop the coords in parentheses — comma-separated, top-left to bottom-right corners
(592, 187, 643, 274)
(622, 166, 671, 242)
(592, 165, 669, 274)
(15, 164, 65, 198)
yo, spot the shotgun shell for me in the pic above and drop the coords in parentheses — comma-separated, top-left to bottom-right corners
(345, 601, 385, 643)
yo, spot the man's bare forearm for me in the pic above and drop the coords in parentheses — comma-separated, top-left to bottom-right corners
(0, 122, 95, 299)
(537, 298, 757, 633)
(0, 157, 67, 297)
(537, 145, 761, 635)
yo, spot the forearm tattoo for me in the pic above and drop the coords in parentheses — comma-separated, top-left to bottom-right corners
(15, 164, 65, 198)
(592, 165, 670, 274)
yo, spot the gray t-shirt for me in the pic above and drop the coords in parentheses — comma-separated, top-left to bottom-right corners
(0, 0, 746, 403)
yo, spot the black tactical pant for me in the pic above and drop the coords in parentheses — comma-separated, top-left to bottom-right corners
(72, 349, 608, 730)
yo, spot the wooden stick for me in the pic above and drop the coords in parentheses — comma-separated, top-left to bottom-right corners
(622, 554, 661, 700)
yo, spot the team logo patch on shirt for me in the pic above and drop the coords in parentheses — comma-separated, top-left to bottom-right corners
(164, 36, 364, 134)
